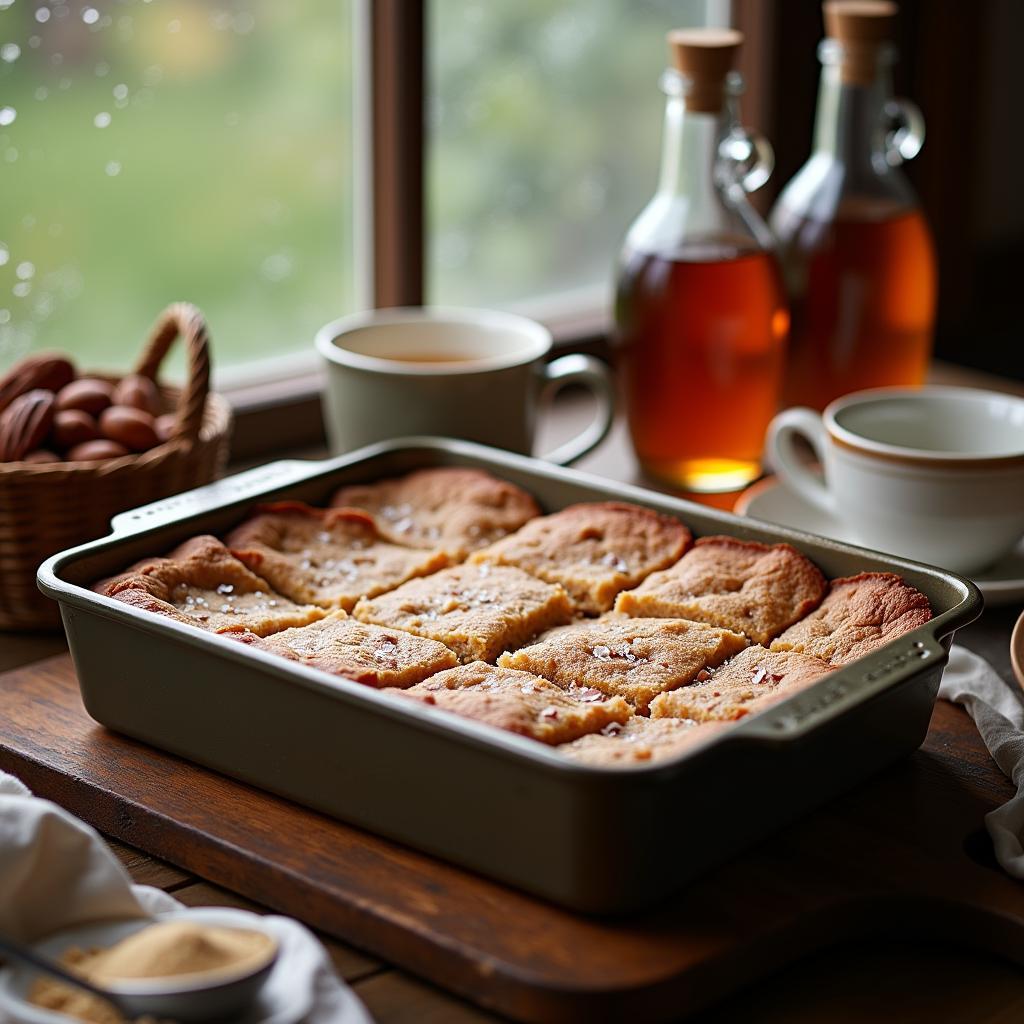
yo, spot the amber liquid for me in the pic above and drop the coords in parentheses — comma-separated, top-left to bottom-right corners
(615, 244, 789, 492)
(776, 207, 936, 410)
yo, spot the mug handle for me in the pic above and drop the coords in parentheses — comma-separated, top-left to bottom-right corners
(536, 354, 615, 466)
(765, 407, 836, 514)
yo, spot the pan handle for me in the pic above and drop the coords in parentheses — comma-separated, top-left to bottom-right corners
(736, 630, 949, 742)
(108, 460, 319, 537)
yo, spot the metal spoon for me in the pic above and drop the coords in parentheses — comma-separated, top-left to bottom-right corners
(0, 929, 278, 1022)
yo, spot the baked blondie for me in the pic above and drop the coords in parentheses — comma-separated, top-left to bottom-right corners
(615, 536, 826, 645)
(471, 501, 691, 613)
(353, 562, 573, 663)
(391, 661, 632, 744)
(559, 717, 727, 766)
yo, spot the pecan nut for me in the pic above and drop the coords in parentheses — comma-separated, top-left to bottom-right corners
(0, 353, 74, 415)
(0, 388, 56, 462)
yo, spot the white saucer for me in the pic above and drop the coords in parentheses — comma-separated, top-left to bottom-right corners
(736, 476, 1024, 607)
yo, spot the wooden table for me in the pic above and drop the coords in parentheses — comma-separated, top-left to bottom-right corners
(4, 361, 1024, 1021)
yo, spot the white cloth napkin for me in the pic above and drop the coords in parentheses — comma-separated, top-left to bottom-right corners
(0, 769, 372, 1023)
(938, 644, 1024, 879)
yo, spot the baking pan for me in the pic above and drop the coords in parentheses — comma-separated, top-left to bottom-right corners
(38, 439, 982, 914)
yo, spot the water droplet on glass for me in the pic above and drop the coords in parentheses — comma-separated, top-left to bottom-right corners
(22, 215, 34, 229)
(93, 111, 111, 128)
(4, 148, 17, 163)
(50, 51, 62, 65)
(1, 43, 21, 63)
(0, 246, 8, 267)
(0, 0, 14, 10)
(113, 83, 128, 101)
(232, 11, 255, 33)
(15, 262, 34, 280)
(35, 7, 50, 23)
(34, 86, 48, 101)
(95, 61, 109, 76)
(261, 252, 294, 282)
(28, 35, 42, 48)
(0, 107, 16, 127)
(13, 282, 31, 298)
(0, 310, 9, 325)
(81, 6, 98, 24)
(58, 77, 71, 89)
(167, 18, 181, 32)
(105, 160, 121, 176)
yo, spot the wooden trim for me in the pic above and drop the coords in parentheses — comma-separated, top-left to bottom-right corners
(370, 0, 426, 308)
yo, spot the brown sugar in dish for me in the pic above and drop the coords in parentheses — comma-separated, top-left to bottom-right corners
(614, 536, 826, 645)
(770, 572, 932, 664)
(352, 562, 574, 663)
(391, 661, 633, 744)
(330, 467, 541, 556)
(649, 645, 834, 722)
(96, 535, 326, 636)
(241, 609, 457, 687)
(226, 501, 449, 610)
(559, 717, 728, 767)
(470, 501, 692, 614)
(499, 616, 748, 713)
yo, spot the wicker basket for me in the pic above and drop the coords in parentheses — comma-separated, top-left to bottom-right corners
(0, 303, 232, 630)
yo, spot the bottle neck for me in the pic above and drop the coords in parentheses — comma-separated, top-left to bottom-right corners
(812, 53, 892, 167)
(657, 95, 727, 200)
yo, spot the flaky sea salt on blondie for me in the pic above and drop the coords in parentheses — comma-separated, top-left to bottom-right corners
(353, 562, 573, 663)
(227, 501, 448, 610)
(770, 572, 932, 664)
(471, 501, 691, 614)
(558, 717, 727, 767)
(331, 467, 540, 556)
(648, 644, 833, 722)
(390, 661, 632, 744)
(97, 535, 325, 636)
(499, 615, 748, 713)
(239, 609, 457, 688)
(615, 536, 826, 645)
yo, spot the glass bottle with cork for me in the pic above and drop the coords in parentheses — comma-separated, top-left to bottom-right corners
(769, 0, 936, 411)
(614, 29, 788, 495)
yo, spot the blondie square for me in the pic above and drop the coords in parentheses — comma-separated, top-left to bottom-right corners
(331, 467, 540, 556)
(615, 536, 826, 645)
(391, 661, 633, 744)
(648, 644, 834, 722)
(352, 562, 573, 663)
(239, 610, 457, 688)
(558, 717, 727, 767)
(97, 535, 325, 636)
(226, 501, 448, 610)
(770, 572, 932, 664)
(471, 501, 691, 614)
(499, 615, 748, 713)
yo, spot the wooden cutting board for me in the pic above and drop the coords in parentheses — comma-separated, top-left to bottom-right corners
(2, 654, 1023, 1023)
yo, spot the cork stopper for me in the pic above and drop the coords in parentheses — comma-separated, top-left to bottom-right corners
(823, 1, 897, 86)
(667, 28, 743, 114)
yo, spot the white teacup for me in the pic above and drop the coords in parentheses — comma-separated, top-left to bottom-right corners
(766, 386, 1024, 574)
(315, 307, 614, 465)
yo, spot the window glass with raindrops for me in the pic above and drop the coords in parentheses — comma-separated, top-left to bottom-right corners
(0, 0, 354, 379)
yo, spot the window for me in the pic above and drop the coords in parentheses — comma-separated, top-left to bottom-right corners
(0, 0, 354, 383)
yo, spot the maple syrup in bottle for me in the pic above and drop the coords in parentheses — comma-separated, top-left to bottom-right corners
(769, 0, 936, 411)
(614, 30, 788, 493)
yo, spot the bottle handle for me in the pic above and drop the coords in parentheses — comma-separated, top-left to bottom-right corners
(716, 127, 775, 194)
(882, 97, 925, 166)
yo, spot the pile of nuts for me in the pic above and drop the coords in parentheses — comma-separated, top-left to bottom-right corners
(0, 352, 178, 464)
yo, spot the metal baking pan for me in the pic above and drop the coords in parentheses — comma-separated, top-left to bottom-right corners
(38, 438, 982, 914)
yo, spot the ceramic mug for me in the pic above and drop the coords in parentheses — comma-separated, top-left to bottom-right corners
(766, 386, 1024, 574)
(315, 307, 614, 464)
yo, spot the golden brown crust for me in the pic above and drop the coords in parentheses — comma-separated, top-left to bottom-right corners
(499, 616, 748, 713)
(352, 562, 574, 663)
(227, 501, 449, 610)
(614, 536, 826, 644)
(391, 661, 632, 744)
(247, 610, 457, 687)
(558, 717, 728, 766)
(769, 572, 932, 664)
(98, 535, 325, 636)
(471, 502, 691, 614)
(330, 468, 540, 556)
(649, 645, 834, 721)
